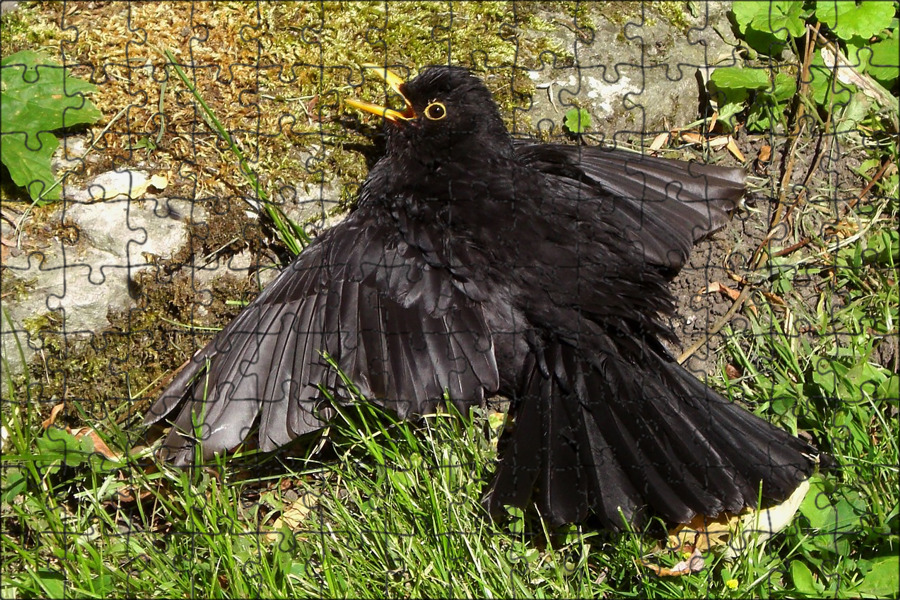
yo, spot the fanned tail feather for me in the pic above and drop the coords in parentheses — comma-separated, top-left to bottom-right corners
(485, 340, 817, 529)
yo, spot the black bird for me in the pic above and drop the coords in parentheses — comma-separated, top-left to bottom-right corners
(145, 65, 822, 528)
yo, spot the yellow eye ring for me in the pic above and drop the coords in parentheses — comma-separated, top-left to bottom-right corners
(424, 102, 447, 120)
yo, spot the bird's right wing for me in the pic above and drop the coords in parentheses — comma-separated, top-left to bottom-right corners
(144, 208, 499, 465)
(515, 143, 745, 274)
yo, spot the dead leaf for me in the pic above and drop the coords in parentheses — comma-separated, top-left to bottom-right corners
(649, 132, 669, 151)
(669, 512, 740, 554)
(641, 548, 705, 577)
(761, 291, 787, 307)
(725, 364, 742, 380)
(758, 144, 772, 163)
(704, 281, 742, 302)
(724, 479, 810, 560)
(708, 111, 718, 132)
(703, 282, 757, 316)
(821, 46, 896, 109)
(266, 491, 318, 542)
(71, 427, 120, 461)
(680, 131, 703, 145)
(114, 485, 153, 504)
(41, 402, 66, 429)
(67, 170, 169, 203)
(0, 235, 14, 262)
(726, 137, 746, 162)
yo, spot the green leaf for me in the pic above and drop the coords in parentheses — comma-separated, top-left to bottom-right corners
(877, 374, 898, 401)
(564, 108, 591, 134)
(832, 491, 867, 532)
(790, 561, 823, 595)
(772, 71, 798, 101)
(34, 427, 90, 468)
(2, 469, 27, 503)
(816, 0, 897, 40)
(867, 33, 900, 85)
(708, 67, 773, 127)
(1, 131, 59, 200)
(750, 1, 807, 39)
(732, 1, 767, 34)
(33, 569, 66, 599)
(0, 50, 101, 203)
(731, 2, 795, 54)
(808, 50, 856, 107)
(858, 555, 900, 597)
(710, 66, 771, 90)
(800, 477, 833, 529)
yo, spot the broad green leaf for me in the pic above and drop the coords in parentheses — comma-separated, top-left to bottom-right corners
(800, 477, 834, 530)
(808, 50, 856, 107)
(790, 561, 823, 595)
(732, 1, 767, 33)
(34, 570, 66, 599)
(750, 1, 807, 39)
(816, 0, 897, 40)
(2, 469, 26, 503)
(1, 131, 59, 199)
(564, 108, 591, 134)
(731, 2, 793, 54)
(772, 71, 798, 100)
(868, 34, 900, 84)
(832, 491, 867, 532)
(710, 67, 771, 90)
(0, 50, 101, 202)
(858, 555, 900, 597)
(0, 50, 100, 134)
(34, 427, 92, 468)
(877, 374, 898, 401)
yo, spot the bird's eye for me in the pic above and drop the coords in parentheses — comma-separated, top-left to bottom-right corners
(424, 102, 446, 120)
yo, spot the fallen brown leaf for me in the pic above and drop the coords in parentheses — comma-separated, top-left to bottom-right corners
(641, 548, 705, 577)
(704, 281, 742, 302)
(726, 137, 746, 162)
(725, 364, 742, 380)
(71, 427, 120, 461)
(680, 131, 703, 145)
(41, 403, 66, 429)
(266, 491, 318, 542)
(761, 291, 787, 307)
(649, 132, 669, 151)
(703, 282, 757, 316)
(669, 511, 740, 554)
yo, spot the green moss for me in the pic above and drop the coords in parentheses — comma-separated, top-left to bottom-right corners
(5, 2, 569, 423)
(20, 267, 261, 426)
(0, 3, 58, 54)
(0, 272, 36, 303)
(655, 2, 692, 33)
(257, 1, 564, 195)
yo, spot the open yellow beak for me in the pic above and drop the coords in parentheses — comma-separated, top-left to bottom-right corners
(345, 64, 415, 122)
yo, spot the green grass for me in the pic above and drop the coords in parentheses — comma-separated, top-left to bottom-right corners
(3, 305, 898, 599)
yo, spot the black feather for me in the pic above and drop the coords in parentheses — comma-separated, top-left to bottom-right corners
(146, 65, 824, 527)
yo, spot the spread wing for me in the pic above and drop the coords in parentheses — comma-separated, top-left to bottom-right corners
(144, 208, 500, 465)
(515, 142, 745, 274)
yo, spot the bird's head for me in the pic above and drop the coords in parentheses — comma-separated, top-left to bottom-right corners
(346, 65, 513, 168)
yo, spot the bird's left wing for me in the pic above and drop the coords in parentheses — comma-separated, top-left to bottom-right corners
(144, 208, 499, 465)
(515, 142, 744, 275)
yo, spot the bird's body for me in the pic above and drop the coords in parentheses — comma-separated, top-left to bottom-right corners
(146, 66, 821, 528)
